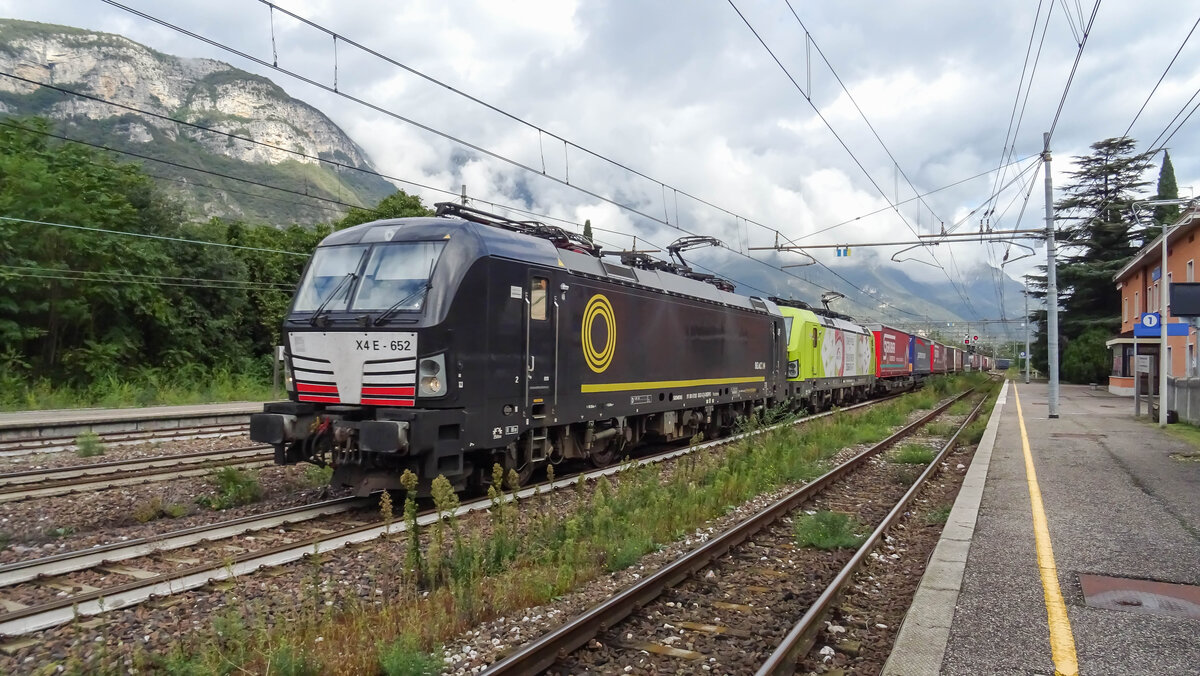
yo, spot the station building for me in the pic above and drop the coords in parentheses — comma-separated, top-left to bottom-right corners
(1108, 207, 1200, 396)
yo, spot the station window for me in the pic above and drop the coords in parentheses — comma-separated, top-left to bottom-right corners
(1190, 260, 1195, 282)
(1135, 291, 1140, 315)
(1123, 297, 1128, 323)
(530, 277, 548, 321)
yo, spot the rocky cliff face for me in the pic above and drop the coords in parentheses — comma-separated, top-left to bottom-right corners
(0, 19, 394, 223)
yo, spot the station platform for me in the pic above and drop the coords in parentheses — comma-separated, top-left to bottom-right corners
(886, 382, 1200, 675)
(0, 402, 264, 430)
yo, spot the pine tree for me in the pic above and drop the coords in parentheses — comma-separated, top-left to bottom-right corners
(582, 219, 593, 243)
(1154, 150, 1180, 227)
(1028, 137, 1154, 378)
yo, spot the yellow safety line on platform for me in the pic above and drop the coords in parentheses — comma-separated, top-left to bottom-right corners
(1013, 385, 1079, 676)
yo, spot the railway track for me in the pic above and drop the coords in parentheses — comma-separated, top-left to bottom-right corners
(480, 388, 988, 675)
(0, 394, 900, 640)
(0, 446, 273, 503)
(0, 422, 251, 457)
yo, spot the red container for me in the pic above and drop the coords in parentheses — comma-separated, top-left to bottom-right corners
(871, 325, 912, 378)
(932, 343, 948, 373)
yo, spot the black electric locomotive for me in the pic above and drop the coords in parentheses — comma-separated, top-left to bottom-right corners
(251, 203, 788, 494)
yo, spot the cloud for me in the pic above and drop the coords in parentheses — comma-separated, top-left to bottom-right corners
(3, 0, 1199, 316)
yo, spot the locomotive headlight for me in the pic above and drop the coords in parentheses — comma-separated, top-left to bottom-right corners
(418, 354, 447, 397)
(787, 360, 799, 379)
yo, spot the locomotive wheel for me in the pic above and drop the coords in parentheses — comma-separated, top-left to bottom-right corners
(490, 445, 534, 488)
(588, 441, 621, 468)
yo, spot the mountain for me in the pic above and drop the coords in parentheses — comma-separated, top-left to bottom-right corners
(0, 18, 395, 225)
(703, 248, 1031, 341)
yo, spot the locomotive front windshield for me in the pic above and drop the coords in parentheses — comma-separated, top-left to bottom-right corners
(293, 241, 445, 314)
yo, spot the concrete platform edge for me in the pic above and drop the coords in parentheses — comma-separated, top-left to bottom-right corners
(882, 379, 1010, 676)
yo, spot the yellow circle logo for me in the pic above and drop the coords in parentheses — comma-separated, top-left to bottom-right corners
(582, 294, 616, 373)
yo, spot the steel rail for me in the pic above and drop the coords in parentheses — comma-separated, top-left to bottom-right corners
(757, 392, 990, 675)
(0, 496, 370, 587)
(0, 445, 271, 486)
(0, 394, 898, 637)
(0, 456, 273, 503)
(480, 389, 974, 676)
(0, 423, 250, 457)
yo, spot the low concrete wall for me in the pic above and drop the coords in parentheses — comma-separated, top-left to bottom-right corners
(1166, 377, 1200, 425)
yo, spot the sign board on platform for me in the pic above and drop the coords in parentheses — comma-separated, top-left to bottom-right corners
(1136, 355, 1152, 373)
(1133, 312, 1190, 337)
(1170, 283, 1200, 317)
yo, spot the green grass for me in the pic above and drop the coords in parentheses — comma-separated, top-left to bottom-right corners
(75, 431, 106, 457)
(794, 511, 867, 550)
(303, 465, 334, 488)
(925, 505, 953, 525)
(378, 636, 442, 676)
(1, 367, 274, 411)
(923, 421, 955, 437)
(892, 444, 935, 465)
(196, 467, 262, 510)
(1162, 419, 1200, 450)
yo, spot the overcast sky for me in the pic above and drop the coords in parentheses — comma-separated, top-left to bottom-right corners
(3, 0, 1199, 310)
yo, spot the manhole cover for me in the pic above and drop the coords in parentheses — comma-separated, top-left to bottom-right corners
(1050, 433, 1107, 439)
(1080, 574, 1200, 620)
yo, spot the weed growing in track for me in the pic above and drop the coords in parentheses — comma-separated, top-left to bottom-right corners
(302, 464, 334, 487)
(794, 511, 867, 550)
(196, 467, 262, 510)
(926, 505, 953, 525)
(74, 431, 105, 457)
(893, 444, 936, 464)
(132, 497, 188, 522)
(378, 635, 442, 675)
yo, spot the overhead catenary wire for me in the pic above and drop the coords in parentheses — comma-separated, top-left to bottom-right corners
(101, 0, 926, 324)
(727, 0, 982, 320)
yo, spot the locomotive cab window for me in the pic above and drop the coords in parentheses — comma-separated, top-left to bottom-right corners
(293, 244, 369, 312)
(351, 241, 446, 311)
(530, 277, 548, 320)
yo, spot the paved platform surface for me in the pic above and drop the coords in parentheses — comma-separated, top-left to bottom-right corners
(0, 401, 265, 429)
(887, 381, 1200, 675)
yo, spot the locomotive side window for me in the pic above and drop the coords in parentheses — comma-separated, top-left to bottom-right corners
(293, 244, 369, 312)
(530, 277, 548, 320)
(811, 327, 818, 348)
(352, 241, 446, 311)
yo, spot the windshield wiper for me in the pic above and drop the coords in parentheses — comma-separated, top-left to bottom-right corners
(309, 272, 356, 326)
(374, 258, 436, 326)
(309, 249, 369, 327)
(374, 283, 431, 325)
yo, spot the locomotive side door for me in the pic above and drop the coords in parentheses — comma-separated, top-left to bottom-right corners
(525, 272, 557, 420)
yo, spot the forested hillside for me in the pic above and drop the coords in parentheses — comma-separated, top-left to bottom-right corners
(0, 118, 429, 409)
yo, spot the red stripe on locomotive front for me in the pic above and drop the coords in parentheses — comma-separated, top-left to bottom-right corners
(361, 398, 415, 407)
(298, 394, 341, 403)
(361, 386, 416, 397)
(296, 383, 339, 394)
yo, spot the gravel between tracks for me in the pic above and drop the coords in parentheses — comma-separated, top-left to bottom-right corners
(0, 460, 347, 564)
(797, 436, 976, 675)
(0, 434, 256, 472)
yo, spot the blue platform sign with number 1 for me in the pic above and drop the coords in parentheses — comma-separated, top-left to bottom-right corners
(1134, 312, 1189, 337)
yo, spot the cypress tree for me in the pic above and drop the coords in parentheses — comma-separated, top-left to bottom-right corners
(582, 218, 593, 243)
(1154, 150, 1180, 227)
